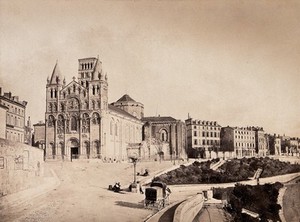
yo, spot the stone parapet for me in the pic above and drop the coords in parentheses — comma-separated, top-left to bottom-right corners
(173, 194, 204, 222)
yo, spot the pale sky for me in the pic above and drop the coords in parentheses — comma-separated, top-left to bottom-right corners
(0, 0, 299, 137)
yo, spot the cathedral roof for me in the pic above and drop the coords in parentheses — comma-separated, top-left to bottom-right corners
(108, 104, 140, 121)
(50, 62, 63, 84)
(142, 116, 177, 123)
(116, 94, 136, 102)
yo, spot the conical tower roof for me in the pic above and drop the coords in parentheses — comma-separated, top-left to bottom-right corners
(50, 61, 63, 84)
(93, 58, 102, 80)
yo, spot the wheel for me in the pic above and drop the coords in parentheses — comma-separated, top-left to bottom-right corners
(157, 200, 164, 210)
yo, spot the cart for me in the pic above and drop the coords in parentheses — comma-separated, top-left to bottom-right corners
(144, 181, 170, 210)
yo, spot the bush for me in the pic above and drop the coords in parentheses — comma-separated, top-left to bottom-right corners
(227, 183, 283, 222)
(154, 158, 300, 185)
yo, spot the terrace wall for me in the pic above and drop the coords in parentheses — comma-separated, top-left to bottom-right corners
(0, 138, 44, 196)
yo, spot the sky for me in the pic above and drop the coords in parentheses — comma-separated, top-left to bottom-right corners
(0, 0, 299, 137)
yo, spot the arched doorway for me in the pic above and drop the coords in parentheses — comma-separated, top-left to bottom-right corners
(68, 138, 79, 160)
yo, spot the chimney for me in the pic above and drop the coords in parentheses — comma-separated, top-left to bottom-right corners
(13, 96, 19, 102)
(27, 116, 31, 127)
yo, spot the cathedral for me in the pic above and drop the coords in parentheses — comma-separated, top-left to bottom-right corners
(45, 57, 144, 161)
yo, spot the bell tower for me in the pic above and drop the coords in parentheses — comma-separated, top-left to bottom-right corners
(77, 56, 108, 112)
(46, 61, 64, 113)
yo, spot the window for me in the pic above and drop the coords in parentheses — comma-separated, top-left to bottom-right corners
(57, 115, 65, 134)
(71, 116, 77, 131)
(115, 123, 118, 136)
(194, 131, 197, 136)
(160, 129, 168, 142)
(48, 115, 55, 127)
(194, 139, 197, 145)
(92, 113, 100, 125)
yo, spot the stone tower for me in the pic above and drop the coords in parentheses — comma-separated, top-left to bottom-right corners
(45, 57, 109, 160)
(111, 94, 144, 119)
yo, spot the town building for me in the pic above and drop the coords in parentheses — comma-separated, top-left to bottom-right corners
(0, 88, 27, 143)
(281, 135, 290, 155)
(24, 117, 32, 145)
(267, 134, 281, 155)
(290, 137, 299, 156)
(0, 104, 8, 139)
(220, 126, 256, 158)
(185, 118, 221, 158)
(252, 127, 268, 157)
(33, 121, 46, 149)
(44, 57, 143, 161)
(142, 116, 187, 161)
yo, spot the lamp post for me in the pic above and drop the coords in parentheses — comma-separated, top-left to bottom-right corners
(129, 156, 138, 184)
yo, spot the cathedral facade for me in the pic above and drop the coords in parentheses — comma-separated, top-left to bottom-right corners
(45, 57, 143, 161)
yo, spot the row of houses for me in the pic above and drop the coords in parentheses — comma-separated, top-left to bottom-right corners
(0, 88, 32, 145)
(1, 86, 299, 161)
(0, 53, 299, 162)
(186, 117, 300, 159)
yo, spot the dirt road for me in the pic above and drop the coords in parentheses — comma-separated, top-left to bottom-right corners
(1, 161, 177, 222)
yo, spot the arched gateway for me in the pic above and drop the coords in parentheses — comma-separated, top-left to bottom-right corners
(68, 138, 79, 160)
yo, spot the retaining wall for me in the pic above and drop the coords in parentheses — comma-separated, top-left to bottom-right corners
(173, 194, 204, 222)
(0, 138, 44, 196)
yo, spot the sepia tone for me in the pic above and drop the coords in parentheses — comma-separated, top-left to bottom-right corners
(0, 1, 300, 222)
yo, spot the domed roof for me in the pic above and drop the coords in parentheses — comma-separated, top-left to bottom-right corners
(116, 94, 136, 102)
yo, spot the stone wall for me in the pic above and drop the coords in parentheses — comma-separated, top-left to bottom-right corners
(173, 194, 204, 222)
(0, 138, 44, 196)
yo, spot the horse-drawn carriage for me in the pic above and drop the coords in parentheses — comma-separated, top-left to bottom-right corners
(144, 181, 171, 210)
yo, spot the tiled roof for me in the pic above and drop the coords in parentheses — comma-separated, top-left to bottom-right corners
(142, 116, 177, 123)
(116, 94, 136, 102)
(108, 104, 140, 121)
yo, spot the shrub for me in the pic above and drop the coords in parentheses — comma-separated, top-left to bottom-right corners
(154, 158, 300, 185)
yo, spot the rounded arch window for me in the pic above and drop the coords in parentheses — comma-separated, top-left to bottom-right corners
(160, 129, 168, 142)
(70, 116, 77, 131)
(92, 112, 100, 125)
(48, 115, 55, 127)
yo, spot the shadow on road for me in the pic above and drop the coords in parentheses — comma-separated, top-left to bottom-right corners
(115, 201, 145, 209)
